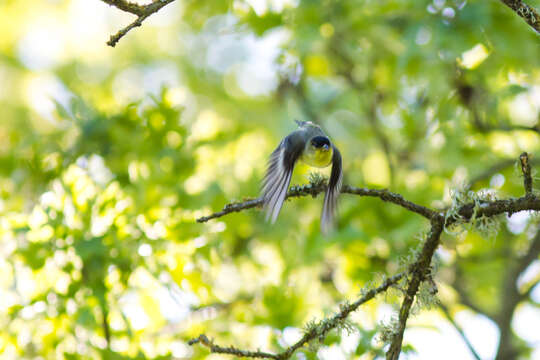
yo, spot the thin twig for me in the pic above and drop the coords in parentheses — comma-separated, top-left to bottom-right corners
(100, 0, 177, 47)
(197, 197, 263, 223)
(499, 0, 540, 33)
(189, 272, 406, 359)
(188, 334, 280, 359)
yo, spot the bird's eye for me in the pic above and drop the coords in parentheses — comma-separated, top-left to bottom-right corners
(311, 136, 330, 148)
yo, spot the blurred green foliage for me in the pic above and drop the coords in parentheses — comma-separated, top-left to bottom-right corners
(0, 0, 540, 359)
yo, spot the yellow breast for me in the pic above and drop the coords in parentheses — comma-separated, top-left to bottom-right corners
(301, 146, 333, 168)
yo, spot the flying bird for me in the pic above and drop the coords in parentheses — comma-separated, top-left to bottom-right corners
(261, 120, 343, 233)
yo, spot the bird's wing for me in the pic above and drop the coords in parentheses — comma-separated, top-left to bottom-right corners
(321, 145, 343, 233)
(262, 132, 305, 223)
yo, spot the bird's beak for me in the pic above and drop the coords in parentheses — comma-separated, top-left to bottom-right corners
(322, 144, 330, 151)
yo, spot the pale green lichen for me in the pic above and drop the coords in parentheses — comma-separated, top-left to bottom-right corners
(411, 279, 440, 315)
(301, 303, 358, 352)
(400, 246, 421, 269)
(444, 185, 502, 238)
(359, 272, 386, 297)
(359, 279, 377, 298)
(377, 313, 400, 345)
(307, 172, 327, 187)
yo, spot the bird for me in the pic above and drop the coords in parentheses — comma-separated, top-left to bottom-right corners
(261, 120, 343, 233)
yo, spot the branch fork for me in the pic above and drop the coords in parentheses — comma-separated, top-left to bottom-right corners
(191, 154, 540, 359)
(100, 0, 177, 46)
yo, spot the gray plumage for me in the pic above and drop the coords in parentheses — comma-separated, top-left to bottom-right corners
(261, 120, 343, 232)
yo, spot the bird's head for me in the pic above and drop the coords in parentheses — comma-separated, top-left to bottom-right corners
(310, 136, 331, 152)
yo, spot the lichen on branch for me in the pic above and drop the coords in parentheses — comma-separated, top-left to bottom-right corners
(499, 0, 540, 33)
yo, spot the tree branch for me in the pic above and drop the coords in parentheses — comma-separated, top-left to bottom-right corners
(499, 0, 540, 33)
(196, 183, 436, 223)
(100, 0, 177, 47)
(448, 195, 540, 226)
(188, 334, 281, 359)
(193, 155, 540, 359)
(194, 192, 540, 359)
(189, 272, 406, 359)
(198, 179, 540, 226)
(385, 190, 540, 359)
(386, 218, 444, 360)
(344, 185, 436, 219)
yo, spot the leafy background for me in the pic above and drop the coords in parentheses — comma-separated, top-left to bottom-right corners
(1, 0, 540, 359)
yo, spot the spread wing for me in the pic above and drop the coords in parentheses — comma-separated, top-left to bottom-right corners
(321, 145, 343, 233)
(261, 132, 305, 223)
